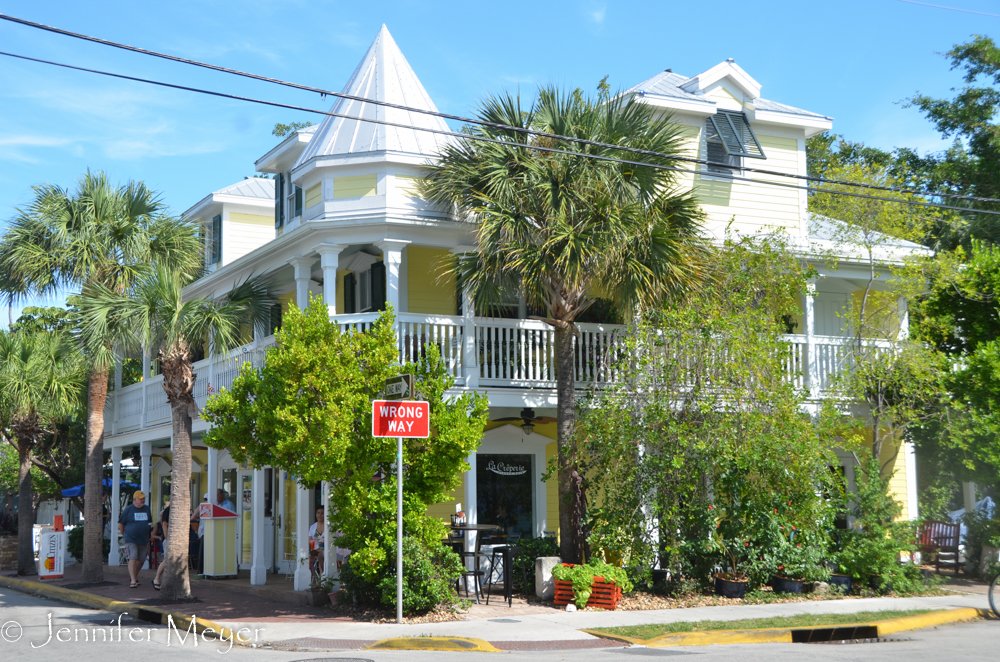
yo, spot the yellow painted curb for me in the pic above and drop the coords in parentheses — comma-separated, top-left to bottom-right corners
(0, 575, 250, 645)
(367, 636, 499, 652)
(582, 607, 988, 649)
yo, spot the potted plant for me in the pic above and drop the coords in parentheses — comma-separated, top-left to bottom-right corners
(712, 539, 750, 598)
(319, 573, 341, 606)
(552, 560, 633, 610)
(771, 529, 829, 594)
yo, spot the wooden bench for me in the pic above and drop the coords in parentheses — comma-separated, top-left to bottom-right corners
(917, 520, 961, 574)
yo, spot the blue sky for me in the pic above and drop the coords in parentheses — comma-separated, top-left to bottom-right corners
(0, 0, 997, 313)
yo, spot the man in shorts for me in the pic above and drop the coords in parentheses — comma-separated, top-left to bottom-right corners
(118, 490, 153, 588)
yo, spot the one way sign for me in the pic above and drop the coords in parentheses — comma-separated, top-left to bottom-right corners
(372, 400, 430, 438)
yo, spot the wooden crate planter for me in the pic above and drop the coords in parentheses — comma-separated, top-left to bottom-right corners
(552, 564, 623, 610)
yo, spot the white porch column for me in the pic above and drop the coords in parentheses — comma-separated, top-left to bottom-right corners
(293, 482, 311, 590)
(896, 296, 910, 341)
(109, 447, 121, 566)
(463, 451, 478, 556)
(322, 481, 333, 581)
(904, 441, 918, 521)
(377, 240, 409, 313)
(112, 358, 123, 436)
(804, 279, 818, 398)
(963, 481, 977, 513)
(250, 467, 267, 585)
(288, 256, 315, 310)
(141, 348, 150, 429)
(140, 441, 152, 495)
(316, 244, 346, 316)
(207, 448, 218, 506)
(452, 246, 479, 389)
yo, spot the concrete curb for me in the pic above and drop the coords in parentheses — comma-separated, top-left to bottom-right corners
(0, 575, 251, 645)
(367, 636, 499, 652)
(580, 607, 988, 648)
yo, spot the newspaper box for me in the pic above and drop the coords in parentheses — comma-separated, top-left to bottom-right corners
(200, 503, 237, 578)
(37, 525, 66, 580)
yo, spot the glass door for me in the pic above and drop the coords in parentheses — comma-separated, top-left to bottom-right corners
(236, 471, 253, 570)
(476, 454, 534, 537)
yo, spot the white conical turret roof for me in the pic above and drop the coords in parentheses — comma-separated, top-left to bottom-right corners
(295, 25, 451, 166)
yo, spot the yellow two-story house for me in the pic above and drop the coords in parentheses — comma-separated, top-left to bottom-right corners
(100, 25, 924, 591)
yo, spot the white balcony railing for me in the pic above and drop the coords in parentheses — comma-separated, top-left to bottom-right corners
(105, 315, 889, 436)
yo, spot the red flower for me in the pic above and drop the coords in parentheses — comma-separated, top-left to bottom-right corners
(774, 508, 778, 513)
(797, 543, 801, 547)
(745, 542, 749, 546)
(708, 505, 713, 510)
(788, 501, 792, 505)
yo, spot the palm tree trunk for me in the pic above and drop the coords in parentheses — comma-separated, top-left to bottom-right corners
(160, 349, 196, 600)
(554, 325, 584, 564)
(17, 437, 34, 575)
(82, 368, 108, 583)
(161, 402, 193, 599)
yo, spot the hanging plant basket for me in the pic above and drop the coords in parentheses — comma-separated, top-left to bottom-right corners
(552, 564, 623, 610)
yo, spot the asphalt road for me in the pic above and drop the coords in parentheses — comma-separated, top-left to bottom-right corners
(2, 586, 998, 661)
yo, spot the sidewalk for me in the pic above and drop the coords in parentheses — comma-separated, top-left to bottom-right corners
(2, 564, 992, 651)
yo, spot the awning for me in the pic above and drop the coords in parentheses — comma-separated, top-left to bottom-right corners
(60, 478, 139, 498)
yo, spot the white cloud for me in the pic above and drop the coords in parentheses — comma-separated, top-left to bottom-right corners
(588, 5, 606, 24)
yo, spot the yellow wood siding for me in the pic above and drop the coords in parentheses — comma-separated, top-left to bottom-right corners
(546, 442, 558, 540)
(335, 269, 351, 315)
(406, 247, 456, 315)
(277, 290, 295, 315)
(396, 175, 422, 197)
(224, 212, 273, 265)
(427, 475, 464, 521)
(694, 133, 801, 234)
(333, 175, 377, 199)
(305, 183, 322, 209)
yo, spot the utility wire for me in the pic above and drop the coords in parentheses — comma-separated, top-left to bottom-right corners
(1, 12, 998, 207)
(3, 49, 999, 218)
(896, 0, 1000, 18)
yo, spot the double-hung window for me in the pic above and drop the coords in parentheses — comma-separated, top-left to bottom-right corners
(705, 110, 765, 176)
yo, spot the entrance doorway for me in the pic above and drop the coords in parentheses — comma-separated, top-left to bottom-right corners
(236, 470, 253, 570)
(476, 454, 534, 536)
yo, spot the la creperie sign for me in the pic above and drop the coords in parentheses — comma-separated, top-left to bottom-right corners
(372, 400, 430, 438)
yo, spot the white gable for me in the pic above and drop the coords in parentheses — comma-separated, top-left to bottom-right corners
(680, 59, 761, 100)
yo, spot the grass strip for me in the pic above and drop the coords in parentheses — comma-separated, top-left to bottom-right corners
(592, 609, 935, 640)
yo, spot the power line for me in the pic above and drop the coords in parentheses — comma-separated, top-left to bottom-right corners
(896, 0, 1000, 18)
(1, 12, 998, 207)
(3, 49, 999, 219)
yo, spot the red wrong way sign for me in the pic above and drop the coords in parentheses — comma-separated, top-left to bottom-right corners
(372, 400, 430, 438)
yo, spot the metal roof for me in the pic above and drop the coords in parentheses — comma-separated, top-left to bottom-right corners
(294, 25, 451, 165)
(214, 177, 275, 199)
(626, 69, 831, 120)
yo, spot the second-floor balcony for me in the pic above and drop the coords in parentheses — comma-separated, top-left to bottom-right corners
(105, 312, 889, 437)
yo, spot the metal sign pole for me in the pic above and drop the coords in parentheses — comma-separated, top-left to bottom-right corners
(397, 434, 403, 624)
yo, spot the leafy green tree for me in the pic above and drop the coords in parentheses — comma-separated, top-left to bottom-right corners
(79, 265, 270, 599)
(0, 170, 200, 583)
(272, 121, 313, 138)
(810, 164, 947, 471)
(423, 83, 708, 563)
(907, 35, 1000, 248)
(0, 330, 84, 574)
(576, 232, 835, 589)
(202, 300, 488, 613)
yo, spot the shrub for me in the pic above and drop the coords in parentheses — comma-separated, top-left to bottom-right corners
(552, 560, 634, 608)
(0, 513, 17, 537)
(342, 537, 463, 615)
(67, 525, 109, 562)
(511, 536, 558, 595)
(963, 509, 1000, 577)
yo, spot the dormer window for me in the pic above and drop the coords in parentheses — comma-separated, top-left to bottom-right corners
(209, 214, 222, 265)
(705, 110, 765, 176)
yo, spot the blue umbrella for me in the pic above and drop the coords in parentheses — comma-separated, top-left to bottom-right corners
(60, 478, 140, 498)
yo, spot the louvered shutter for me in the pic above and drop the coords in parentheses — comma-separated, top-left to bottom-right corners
(211, 214, 222, 264)
(294, 186, 303, 217)
(370, 261, 387, 311)
(708, 110, 766, 159)
(275, 174, 285, 228)
(269, 304, 283, 335)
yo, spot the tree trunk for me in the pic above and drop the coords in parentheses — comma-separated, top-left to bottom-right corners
(82, 368, 109, 583)
(160, 347, 196, 600)
(554, 325, 584, 564)
(17, 437, 34, 575)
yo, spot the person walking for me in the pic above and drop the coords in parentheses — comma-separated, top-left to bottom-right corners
(152, 503, 170, 590)
(118, 490, 153, 588)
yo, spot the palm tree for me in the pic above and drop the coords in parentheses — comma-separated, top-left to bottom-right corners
(423, 84, 708, 563)
(0, 170, 201, 583)
(0, 330, 84, 574)
(80, 266, 271, 599)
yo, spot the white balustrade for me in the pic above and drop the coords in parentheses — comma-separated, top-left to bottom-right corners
(104, 314, 894, 436)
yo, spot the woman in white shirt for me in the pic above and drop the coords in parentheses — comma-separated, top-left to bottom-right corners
(308, 506, 324, 576)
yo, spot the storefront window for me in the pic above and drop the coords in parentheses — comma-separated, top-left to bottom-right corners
(476, 454, 534, 537)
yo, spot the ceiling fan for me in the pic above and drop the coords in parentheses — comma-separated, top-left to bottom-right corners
(493, 408, 556, 435)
